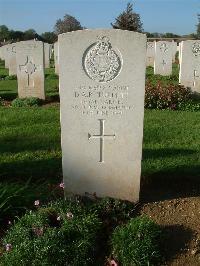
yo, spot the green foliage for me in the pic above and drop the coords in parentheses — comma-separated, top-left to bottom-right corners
(54, 14, 83, 35)
(0, 181, 52, 224)
(0, 25, 10, 41)
(11, 97, 42, 107)
(145, 82, 192, 110)
(111, 2, 143, 32)
(45, 73, 59, 80)
(111, 216, 162, 266)
(178, 99, 200, 111)
(0, 97, 3, 106)
(4, 75, 17, 80)
(0, 200, 101, 266)
(41, 32, 57, 43)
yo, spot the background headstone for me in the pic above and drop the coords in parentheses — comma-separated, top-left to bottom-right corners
(154, 41, 173, 76)
(8, 43, 17, 75)
(146, 41, 155, 67)
(44, 43, 50, 68)
(16, 40, 45, 99)
(179, 40, 200, 93)
(54, 42, 59, 74)
(59, 29, 146, 202)
(4, 44, 11, 68)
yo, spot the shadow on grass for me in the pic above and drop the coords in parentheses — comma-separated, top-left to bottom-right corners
(140, 164, 200, 202)
(0, 157, 62, 182)
(161, 224, 194, 263)
(0, 91, 17, 100)
(143, 148, 197, 159)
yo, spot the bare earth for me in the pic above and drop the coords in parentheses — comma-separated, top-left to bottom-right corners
(140, 197, 200, 266)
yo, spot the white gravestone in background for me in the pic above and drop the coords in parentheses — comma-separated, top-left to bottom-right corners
(44, 43, 50, 68)
(59, 29, 146, 202)
(16, 40, 45, 99)
(146, 42, 155, 67)
(54, 42, 59, 74)
(154, 41, 172, 76)
(9, 43, 17, 75)
(4, 44, 11, 68)
(179, 40, 200, 93)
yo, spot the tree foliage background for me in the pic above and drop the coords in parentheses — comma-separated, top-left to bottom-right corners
(54, 14, 83, 35)
(111, 2, 143, 32)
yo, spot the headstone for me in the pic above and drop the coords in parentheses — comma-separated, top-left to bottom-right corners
(59, 29, 146, 202)
(8, 43, 17, 75)
(154, 41, 173, 75)
(4, 44, 11, 68)
(146, 41, 155, 67)
(179, 40, 200, 93)
(172, 40, 177, 63)
(54, 42, 59, 74)
(44, 43, 50, 68)
(16, 40, 45, 99)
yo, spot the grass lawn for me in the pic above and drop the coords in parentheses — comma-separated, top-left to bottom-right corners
(0, 106, 199, 200)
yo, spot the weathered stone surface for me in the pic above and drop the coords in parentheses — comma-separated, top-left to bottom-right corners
(179, 40, 200, 93)
(16, 40, 45, 99)
(4, 44, 11, 68)
(54, 42, 59, 74)
(59, 29, 146, 202)
(8, 43, 17, 75)
(146, 41, 155, 67)
(44, 43, 50, 68)
(154, 41, 172, 75)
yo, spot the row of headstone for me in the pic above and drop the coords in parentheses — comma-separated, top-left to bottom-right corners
(146, 40, 200, 93)
(0, 41, 53, 99)
(146, 41, 176, 75)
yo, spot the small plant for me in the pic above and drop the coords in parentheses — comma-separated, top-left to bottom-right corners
(145, 82, 192, 110)
(45, 73, 58, 79)
(0, 97, 3, 106)
(110, 216, 162, 266)
(11, 97, 42, 107)
(0, 200, 101, 266)
(4, 75, 17, 80)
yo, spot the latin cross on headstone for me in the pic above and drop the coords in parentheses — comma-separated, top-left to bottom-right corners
(161, 59, 167, 69)
(19, 56, 40, 87)
(193, 69, 199, 87)
(88, 119, 116, 163)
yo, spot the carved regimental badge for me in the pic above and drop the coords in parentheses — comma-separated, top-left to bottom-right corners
(159, 42, 168, 53)
(83, 36, 122, 82)
(192, 42, 200, 57)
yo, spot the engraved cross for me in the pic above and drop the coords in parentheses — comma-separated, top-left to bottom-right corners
(193, 70, 199, 87)
(88, 119, 116, 163)
(161, 59, 167, 69)
(19, 56, 40, 87)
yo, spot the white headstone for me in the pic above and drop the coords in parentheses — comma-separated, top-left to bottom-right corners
(16, 40, 45, 99)
(4, 44, 11, 68)
(8, 43, 17, 75)
(54, 42, 59, 74)
(44, 43, 50, 68)
(59, 29, 146, 202)
(179, 40, 200, 93)
(146, 41, 155, 67)
(154, 41, 173, 75)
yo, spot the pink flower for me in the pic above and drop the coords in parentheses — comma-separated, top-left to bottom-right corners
(59, 182, 65, 189)
(32, 227, 44, 236)
(34, 200, 40, 206)
(5, 244, 12, 252)
(66, 212, 73, 219)
(57, 216, 61, 221)
(110, 259, 118, 266)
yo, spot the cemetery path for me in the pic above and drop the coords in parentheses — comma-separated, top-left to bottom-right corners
(140, 196, 200, 266)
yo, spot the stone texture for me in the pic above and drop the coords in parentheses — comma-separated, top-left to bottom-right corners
(146, 41, 155, 67)
(16, 40, 45, 99)
(44, 43, 50, 68)
(8, 43, 17, 75)
(4, 44, 11, 68)
(54, 42, 59, 74)
(179, 40, 200, 93)
(59, 29, 146, 202)
(154, 41, 172, 75)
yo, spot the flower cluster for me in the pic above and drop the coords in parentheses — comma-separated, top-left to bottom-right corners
(145, 82, 191, 110)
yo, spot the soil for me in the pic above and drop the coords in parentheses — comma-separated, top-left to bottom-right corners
(139, 176, 200, 266)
